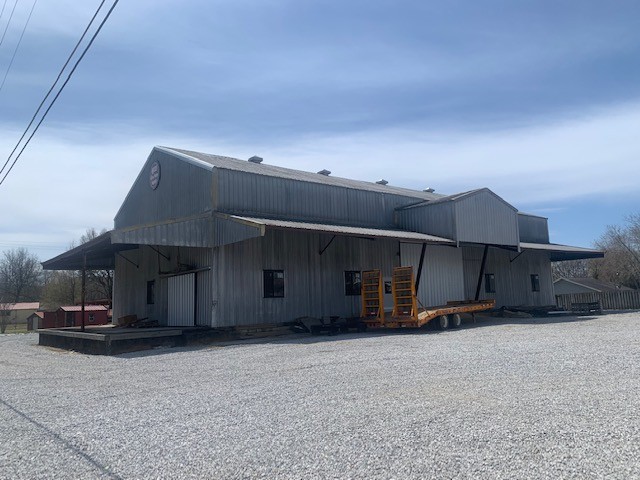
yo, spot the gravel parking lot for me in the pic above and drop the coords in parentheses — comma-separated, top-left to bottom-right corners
(1, 312, 640, 479)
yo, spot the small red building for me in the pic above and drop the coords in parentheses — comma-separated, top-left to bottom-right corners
(41, 305, 109, 329)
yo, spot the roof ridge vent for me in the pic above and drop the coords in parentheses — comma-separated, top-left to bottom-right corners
(423, 187, 435, 193)
(376, 179, 389, 185)
(317, 169, 331, 176)
(248, 155, 263, 164)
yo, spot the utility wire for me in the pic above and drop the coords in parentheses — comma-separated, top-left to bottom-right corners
(0, 1, 8, 22)
(0, 0, 107, 177)
(0, 0, 37, 93)
(0, 0, 17, 48)
(0, 0, 119, 187)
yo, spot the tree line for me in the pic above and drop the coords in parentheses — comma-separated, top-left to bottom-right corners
(552, 214, 640, 289)
(0, 228, 113, 311)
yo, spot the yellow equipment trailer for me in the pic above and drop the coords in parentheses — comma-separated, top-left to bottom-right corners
(361, 266, 495, 329)
(360, 269, 385, 329)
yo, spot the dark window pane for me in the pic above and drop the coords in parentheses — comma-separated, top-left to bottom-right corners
(147, 280, 155, 304)
(484, 273, 496, 294)
(531, 274, 540, 292)
(264, 270, 285, 298)
(345, 271, 362, 296)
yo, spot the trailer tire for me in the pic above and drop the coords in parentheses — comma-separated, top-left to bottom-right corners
(450, 313, 462, 329)
(436, 315, 449, 330)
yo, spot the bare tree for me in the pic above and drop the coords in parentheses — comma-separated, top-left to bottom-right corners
(551, 259, 591, 280)
(594, 215, 640, 289)
(0, 299, 11, 334)
(41, 271, 78, 310)
(80, 228, 113, 303)
(0, 248, 42, 302)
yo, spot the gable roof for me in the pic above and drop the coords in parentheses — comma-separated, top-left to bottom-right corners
(553, 277, 634, 292)
(396, 187, 517, 212)
(59, 305, 108, 312)
(159, 146, 444, 201)
(4, 302, 40, 311)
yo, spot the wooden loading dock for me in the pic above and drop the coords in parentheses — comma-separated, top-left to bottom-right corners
(361, 266, 495, 330)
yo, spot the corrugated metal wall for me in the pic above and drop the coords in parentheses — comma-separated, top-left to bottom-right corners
(518, 214, 550, 243)
(400, 243, 465, 306)
(553, 280, 593, 295)
(168, 273, 195, 326)
(212, 216, 262, 247)
(113, 217, 213, 247)
(462, 246, 554, 307)
(113, 245, 213, 326)
(115, 149, 213, 229)
(396, 202, 456, 240)
(214, 229, 400, 326)
(215, 169, 422, 228)
(455, 191, 519, 246)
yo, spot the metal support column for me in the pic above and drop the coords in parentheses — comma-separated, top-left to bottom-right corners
(415, 242, 427, 292)
(474, 245, 489, 301)
(81, 250, 86, 332)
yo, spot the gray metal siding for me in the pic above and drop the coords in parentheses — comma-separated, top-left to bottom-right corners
(553, 280, 594, 295)
(213, 230, 400, 326)
(168, 273, 195, 326)
(518, 215, 550, 243)
(113, 246, 212, 326)
(216, 169, 421, 228)
(395, 202, 456, 240)
(400, 244, 465, 306)
(114, 149, 213, 229)
(113, 217, 213, 247)
(462, 246, 554, 307)
(212, 216, 263, 247)
(455, 192, 519, 246)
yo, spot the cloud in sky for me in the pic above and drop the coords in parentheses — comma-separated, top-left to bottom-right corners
(1, 0, 639, 258)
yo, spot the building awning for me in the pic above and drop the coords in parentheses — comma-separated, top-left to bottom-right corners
(519, 242, 604, 261)
(227, 215, 455, 245)
(42, 231, 137, 270)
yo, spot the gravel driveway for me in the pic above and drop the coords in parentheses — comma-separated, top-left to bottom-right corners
(1, 312, 639, 479)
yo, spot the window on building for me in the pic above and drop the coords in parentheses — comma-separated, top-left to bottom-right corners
(344, 271, 362, 296)
(531, 274, 540, 292)
(484, 273, 496, 294)
(88, 313, 95, 323)
(147, 280, 155, 304)
(264, 270, 285, 298)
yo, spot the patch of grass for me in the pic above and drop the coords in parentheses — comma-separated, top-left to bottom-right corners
(1, 324, 30, 334)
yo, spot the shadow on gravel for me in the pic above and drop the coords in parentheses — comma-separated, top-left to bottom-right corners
(0, 397, 123, 479)
(113, 313, 613, 356)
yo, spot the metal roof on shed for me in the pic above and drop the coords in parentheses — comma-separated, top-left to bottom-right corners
(227, 215, 455, 244)
(160, 146, 443, 201)
(520, 242, 604, 261)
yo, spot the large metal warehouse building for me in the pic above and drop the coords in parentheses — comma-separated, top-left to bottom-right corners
(44, 146, 602, 327)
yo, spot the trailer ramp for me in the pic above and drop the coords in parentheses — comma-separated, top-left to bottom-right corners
(361, 266, 495, 329)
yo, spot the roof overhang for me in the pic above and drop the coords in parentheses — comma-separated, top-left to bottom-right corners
(520, 242, 604, 261)
(42, 231, 137, 270)
(226, 215, 455, 245)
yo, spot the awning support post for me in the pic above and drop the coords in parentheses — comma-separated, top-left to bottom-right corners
(415, 242, 427, 292)
(81, 250, 86, 332)
(474, 245, 489, 301)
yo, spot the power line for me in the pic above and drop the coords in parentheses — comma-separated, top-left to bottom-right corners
(0, 0, 107, 177)
(0, 0, 17, 48)
(0, 0, 37, 93)
(0, 0, 120, 187)
(0, 1, 8, 23)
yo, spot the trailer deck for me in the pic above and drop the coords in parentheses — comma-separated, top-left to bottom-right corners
(361, 267, 496, 330)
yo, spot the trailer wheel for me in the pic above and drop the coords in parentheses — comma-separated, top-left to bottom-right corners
(436, 315, 449, 330)
(450, 313, 462, 329)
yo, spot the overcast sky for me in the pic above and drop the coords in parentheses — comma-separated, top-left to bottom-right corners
(1, 0, 639, 260)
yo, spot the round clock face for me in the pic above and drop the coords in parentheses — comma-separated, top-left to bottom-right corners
(149, 161, 161, 190)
